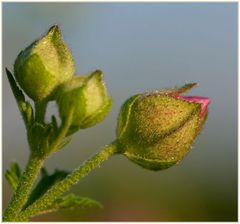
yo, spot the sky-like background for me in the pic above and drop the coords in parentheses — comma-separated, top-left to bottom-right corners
(2, 3, 237, 221)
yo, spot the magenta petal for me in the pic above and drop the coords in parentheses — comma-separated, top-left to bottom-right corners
(178, 95, 211, 118)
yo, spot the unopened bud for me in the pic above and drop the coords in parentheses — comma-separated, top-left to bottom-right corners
(14, 25, 75, 102)
(57, 70, 112, 135)
(116, 83, 210, 170)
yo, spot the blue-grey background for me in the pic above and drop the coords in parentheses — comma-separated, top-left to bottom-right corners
(2, 3, 237, 221)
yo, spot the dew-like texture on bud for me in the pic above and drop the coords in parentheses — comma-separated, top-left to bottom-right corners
(14, 25, 75, 102)
(57, 70, 112, 135)
(116, 83, 210, 171)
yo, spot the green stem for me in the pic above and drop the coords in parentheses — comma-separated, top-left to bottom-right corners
(17, 143, 118, 221)
(3, 155, 44, 221)
(4, 107, 74, 221)
(48, 108, 74, 156)
(35, 101, 47, 123)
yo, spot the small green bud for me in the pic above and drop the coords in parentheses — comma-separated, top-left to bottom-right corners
(14, 25, 75, 102)
(57, 70, 112, 135)
(116, 83, 210, 170)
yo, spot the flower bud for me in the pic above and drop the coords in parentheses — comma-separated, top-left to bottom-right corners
(116, 83, 210, 170)
(57, 70, 112, 135)
(14, 25, 75, 102)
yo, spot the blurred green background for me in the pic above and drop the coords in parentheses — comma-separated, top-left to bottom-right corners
(2, 3, 237, 221)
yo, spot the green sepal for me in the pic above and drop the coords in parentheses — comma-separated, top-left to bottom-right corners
(28, 115, 66, 156)
(175, 83, 197, 94)
(158, 83, 197, 95)
(5, 162, 22, 191)
(51, 115, 58, 132)
(124, 152, 177, 171)
(24, 168, 69, 209)
(6, 68, 33, 127)
(36, 194, 102, 216)
(78, 96, 112, 129)
(116, 94, 140, 140)
(57, 137, 72, 150)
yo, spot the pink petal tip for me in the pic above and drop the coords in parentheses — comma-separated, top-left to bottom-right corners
(178, 95, 211, 119)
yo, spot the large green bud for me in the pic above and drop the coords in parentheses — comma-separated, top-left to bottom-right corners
(14, 25, 75, 102)
(57, 70, 112, 135)
(116, 83, 210, 170)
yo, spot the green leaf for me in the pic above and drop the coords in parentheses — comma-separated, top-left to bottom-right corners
(5, 162, 22, 191)
(6, 68, 33, 127)
(6, 68, 25, 102)
(37, 194, 102, 215)
(55, 194, 102, 209)
(24, 168, 69, 209)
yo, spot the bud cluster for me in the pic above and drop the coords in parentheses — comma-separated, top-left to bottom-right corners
(4, 24, 211, 223)
(11, 25, 210, 170)
(13, 25, 111, 135)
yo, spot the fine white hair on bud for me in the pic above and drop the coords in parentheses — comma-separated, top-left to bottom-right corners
(14, 25, 75, 102)
(116, 83, 210, 170)
(56, 70, 112, 135)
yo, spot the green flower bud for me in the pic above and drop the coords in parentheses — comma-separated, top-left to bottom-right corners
(14, 25, 75, 102)
(57, 70, 112, 135)
(116, 83, 210, 170)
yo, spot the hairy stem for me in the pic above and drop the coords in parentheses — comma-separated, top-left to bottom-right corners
(34, 101, 47, 123)
(4, 107, 74, 221)
(17, 143, 118, 221)
(3, 155, 44, 221)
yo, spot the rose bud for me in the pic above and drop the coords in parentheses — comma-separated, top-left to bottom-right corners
(57, 70, 112, 135)
(14, 25, 75, 102)
(116, 83, 210, 170)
